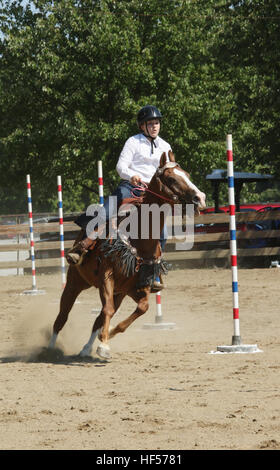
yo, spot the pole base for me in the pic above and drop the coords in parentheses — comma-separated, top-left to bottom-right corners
(216, 343, 261, 353)
(21, 289, 46, 296)
(232, 335, 242, 345)
(143, 319, 176, 330)
(91, 308, 101, 314)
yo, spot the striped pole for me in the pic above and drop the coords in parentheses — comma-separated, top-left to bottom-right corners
(143, 287, 175, 329)
(155, 292, 162, 322)
(227, 134, 241, 345)
(26, 174, 37, 290)
(57, 176, 66, 288)
(90, 161, 105, 314)
(98, 160, 104, 206)
(22, 175, 45, 295)
(216, 135, 259, 353)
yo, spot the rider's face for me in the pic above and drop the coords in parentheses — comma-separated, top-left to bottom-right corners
(141, 119, 160, 138)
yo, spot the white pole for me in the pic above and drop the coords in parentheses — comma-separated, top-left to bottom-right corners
(216, 135, 259, 353)
(26, 174, 37, 290)
(155, 292, 162, 322)
(57, 176, 66, 288)
(22, 175, 45, 295)
(98, 161, 104, 206)
(226, 134, 241, 344)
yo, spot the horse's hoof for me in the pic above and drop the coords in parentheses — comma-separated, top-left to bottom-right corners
(96, 343, 111, 360)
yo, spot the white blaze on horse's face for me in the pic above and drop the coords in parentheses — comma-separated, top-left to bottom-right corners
(173, 168, 206, 211)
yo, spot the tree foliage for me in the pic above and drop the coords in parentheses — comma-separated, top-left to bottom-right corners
(0, 0, 279, 213)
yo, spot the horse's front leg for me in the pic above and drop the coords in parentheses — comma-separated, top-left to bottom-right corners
(108, 289, 150, 340)
(79, 310, 105, 358)
(95, 274, 117, 359)
(79, 270, 116, 359)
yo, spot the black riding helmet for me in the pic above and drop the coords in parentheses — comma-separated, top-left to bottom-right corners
(137, 105, 162, 153)
(137, 105, 162, 127)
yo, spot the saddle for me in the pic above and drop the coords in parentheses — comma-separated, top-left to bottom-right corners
(66, 230, 166, 292)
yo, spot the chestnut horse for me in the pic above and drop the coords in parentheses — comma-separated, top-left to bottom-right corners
(48, 151, 205, 359)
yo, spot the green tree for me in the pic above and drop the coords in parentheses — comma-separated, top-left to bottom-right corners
(1, 0, 279, 213)
(213, 0, 280, 176)
(0, 0, 227, 212)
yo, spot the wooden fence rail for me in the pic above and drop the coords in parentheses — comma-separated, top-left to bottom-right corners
(0, 211, 280, 271)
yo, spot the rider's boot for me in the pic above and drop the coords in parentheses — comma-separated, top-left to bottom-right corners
(66, 237, 95, 265)
(151, 275, 164, 292)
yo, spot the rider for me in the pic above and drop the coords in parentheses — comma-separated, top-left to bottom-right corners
(67, 105, 171, 290)
(113, 105, 171, 207)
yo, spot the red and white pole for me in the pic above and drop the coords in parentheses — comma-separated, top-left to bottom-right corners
(155, 292, 162, 322)
(98, 161, 104, 206)
(226, 134, 241, 345)
(216, 135, 259, 353)
(57, 176, 66, 288)
(22, 175, 45, 295)
(26, 174, 37, 290)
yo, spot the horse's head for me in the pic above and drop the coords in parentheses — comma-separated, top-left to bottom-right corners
(151, 151, 206, 215)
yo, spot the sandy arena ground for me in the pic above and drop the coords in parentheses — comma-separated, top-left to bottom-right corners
(0, 266, 280, 450)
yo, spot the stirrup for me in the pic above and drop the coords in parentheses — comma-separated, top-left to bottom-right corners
(151, 280, 164, 293)
(66, 251, 86, 266)
(66, 240, 90, 266)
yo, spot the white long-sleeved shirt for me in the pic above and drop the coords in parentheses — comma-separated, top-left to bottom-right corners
(116, 133, 172, 183)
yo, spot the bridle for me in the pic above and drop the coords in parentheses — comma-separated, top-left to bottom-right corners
(131, 162, 183, 204)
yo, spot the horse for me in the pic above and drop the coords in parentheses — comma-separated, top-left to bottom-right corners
(48, 151, 206, 359)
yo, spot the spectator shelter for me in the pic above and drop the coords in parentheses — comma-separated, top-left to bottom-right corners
(206, 169, 274, 212)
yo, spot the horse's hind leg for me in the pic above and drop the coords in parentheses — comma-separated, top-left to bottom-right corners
(96, 292, 126, 359)
(108, 290, 150, 340)
(48, 267, 89, 349)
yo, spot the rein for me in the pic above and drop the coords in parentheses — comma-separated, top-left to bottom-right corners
(130, 162, 180, 204)
(131, 182, 175, 204)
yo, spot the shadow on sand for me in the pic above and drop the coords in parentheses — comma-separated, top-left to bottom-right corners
(0, 347, 109, 366)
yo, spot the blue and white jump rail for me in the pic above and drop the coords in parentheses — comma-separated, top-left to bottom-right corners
(216, 135, 260, 353)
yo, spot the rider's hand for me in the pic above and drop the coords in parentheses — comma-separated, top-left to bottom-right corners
(130, 175, 142, 186)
